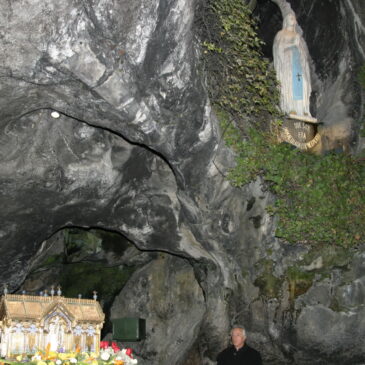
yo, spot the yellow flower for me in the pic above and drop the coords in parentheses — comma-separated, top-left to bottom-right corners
(91, 360, 98, 365)
(37, 361, 47, 365)
(46, 343, 51, 356)
(58, 353, 76, 360)
(58, 353, 69, 361)
(15, 355, 22, 362)
(48, 351, 58, 360)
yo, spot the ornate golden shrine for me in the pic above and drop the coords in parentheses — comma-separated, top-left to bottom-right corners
(0, 292, 104, 357)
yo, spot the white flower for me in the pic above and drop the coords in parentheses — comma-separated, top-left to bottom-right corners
(130, 359, 138, 364)
(70, 358, 77, 363)
(31, 355, 41, 361)
(56, 360, 62, 365)
(100, 351, 111, 361)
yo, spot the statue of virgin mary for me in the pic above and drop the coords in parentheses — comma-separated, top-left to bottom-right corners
(273, 12, 314, 119)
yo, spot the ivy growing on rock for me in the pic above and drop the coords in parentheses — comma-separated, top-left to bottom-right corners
(358, 63, 365, 88)
(220, 109, 365, 246)
(200, 0, 365, 246)
(198, 0, 280, 130)
(357, 63, 365, 137)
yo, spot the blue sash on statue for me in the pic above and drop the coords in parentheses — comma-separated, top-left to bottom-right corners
(291, 46, 303, 100)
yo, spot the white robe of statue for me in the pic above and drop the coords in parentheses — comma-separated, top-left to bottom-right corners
(48, 317, 65, 351)
(273, 13, 312, 117)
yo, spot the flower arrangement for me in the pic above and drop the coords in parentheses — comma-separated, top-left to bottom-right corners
(1, 342, 138, 365)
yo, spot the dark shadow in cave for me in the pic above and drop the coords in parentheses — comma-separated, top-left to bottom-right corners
(253, 0, 283, 59)
(16, 226, 151, 338)
(16, 225, 203, 340)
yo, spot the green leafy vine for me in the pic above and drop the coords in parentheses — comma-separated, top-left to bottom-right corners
(200, 0, 365, 246)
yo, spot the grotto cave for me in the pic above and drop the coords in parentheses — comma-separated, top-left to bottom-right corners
(0, 0, 364, 364)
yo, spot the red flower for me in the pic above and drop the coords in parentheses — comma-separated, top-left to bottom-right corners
(125, 348, 133, 358)
(111, 341, 120, 352)
(100, 341, 109, 349)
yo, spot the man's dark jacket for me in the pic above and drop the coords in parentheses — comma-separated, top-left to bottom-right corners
(216, 344, 262, 365)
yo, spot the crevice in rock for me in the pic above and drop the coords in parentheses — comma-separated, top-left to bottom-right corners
(48, 107, 179, 184)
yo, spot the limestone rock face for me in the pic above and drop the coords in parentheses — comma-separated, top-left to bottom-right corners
(110, 255, 206, 365)
(0, 0, 214, 285)
(0, 0, 365, 364)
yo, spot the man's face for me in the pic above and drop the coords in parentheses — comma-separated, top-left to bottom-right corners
(231, 328, 246, 349)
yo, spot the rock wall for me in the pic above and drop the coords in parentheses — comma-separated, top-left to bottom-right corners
(0, 0, 365, 364)
(110, 254, 206, 365)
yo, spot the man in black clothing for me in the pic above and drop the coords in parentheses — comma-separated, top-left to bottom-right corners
(216, 326, 262, 365)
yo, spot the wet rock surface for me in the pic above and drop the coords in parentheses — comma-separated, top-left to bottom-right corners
(0, 0, 365, 364)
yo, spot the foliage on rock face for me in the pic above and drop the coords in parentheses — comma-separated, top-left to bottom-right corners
(358, 63, 365, 89)
(221, 109, 365, 246)
(60, 228, 135, 302)
(60, 261, 134, 303)
(200, 0, 365, 247)
(28, 228, 135, 303)
(358, 63, 365, 137)
(286, 266, 314, 301)
(253, 259, 282, 299)
(199, 0, 280, 130)
(254, 259, 315, 301)
(254, 243, 356, 302)
(64, 228, 102, 256)
(64, 228, 131, 256)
